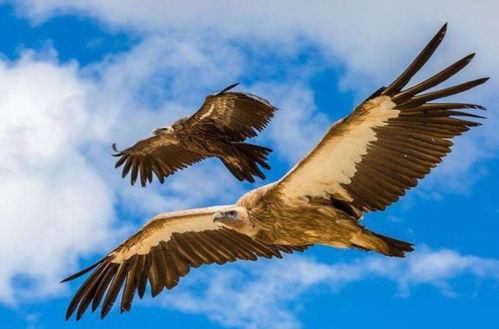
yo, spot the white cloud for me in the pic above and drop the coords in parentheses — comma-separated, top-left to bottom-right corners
(8, 1, 499, 72)
(0, 52, 115, 304)
(156, 247, 499, 329)
(250, 82, 329, 163)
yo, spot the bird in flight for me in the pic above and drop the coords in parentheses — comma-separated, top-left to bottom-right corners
(63, 24, 488, 320)
(112, 83, 277, 186)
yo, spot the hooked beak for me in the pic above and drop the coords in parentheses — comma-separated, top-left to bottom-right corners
(213, 212, 225, 223)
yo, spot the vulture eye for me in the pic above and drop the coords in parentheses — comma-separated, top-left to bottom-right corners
(227, 210, 237, 217)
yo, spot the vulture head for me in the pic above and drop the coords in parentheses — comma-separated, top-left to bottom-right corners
(213, 206, 256, 233)
(152, 125, 174, 136)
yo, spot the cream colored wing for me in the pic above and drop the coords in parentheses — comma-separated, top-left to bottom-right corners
(275, 24, 487, 216)
(62, 205, 307, 320)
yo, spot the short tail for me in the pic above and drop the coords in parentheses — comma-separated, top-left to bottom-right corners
(351, 230, 414, 258)
(222, 143, 272, 183)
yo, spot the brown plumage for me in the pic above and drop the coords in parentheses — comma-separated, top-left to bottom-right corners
(113, 83, 277, 186)
(63, 24, 487, 320)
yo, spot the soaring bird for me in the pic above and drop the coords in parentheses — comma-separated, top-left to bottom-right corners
(63, 24, 488, 320)
(112, 83, 277, 186)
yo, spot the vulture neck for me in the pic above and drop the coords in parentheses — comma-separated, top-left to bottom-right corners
(236, 182, 282, 241)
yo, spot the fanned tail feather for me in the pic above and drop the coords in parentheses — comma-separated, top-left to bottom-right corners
(352, 230, 414, 258)
(222, 143, 272, 182)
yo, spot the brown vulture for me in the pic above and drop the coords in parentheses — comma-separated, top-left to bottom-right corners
(63, 24, 488, 320)
(113, 83, 277, 185)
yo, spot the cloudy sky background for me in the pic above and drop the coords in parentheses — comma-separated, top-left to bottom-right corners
(0, 1, 498, 328)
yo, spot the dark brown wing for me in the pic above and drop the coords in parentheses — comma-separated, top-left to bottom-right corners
(113, 135, 206, 187)
(62, 206, 308, 320)
(185, 85, 277, 141)
(276, 24, 488, 215)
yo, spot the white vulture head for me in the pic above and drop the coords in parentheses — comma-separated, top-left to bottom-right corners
(152, 125, 175, 136)
(213, 206, 249, 225)
(213, 206, 256, 233)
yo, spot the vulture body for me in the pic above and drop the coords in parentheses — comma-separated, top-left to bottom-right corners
(113, 83, 277, 185)
(64, 24, 488, 320)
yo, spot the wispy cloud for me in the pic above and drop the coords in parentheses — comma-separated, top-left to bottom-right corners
(155, 247, 499, 329)
(0, 51, 115, 304)
(249, 82, 329, 164)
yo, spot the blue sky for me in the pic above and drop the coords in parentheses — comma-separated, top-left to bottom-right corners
(0, 1, 498, 329)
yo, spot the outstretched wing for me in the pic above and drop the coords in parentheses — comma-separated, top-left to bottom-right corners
(62, 206, 307, 320)
(113, 135, 206, 187)
(275, 24, 487, 216)
(185, 83, 277, 141)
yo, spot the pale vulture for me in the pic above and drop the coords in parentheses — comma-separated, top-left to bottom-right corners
(63, 24, 487, 320)
(113, 83, 277, 185)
